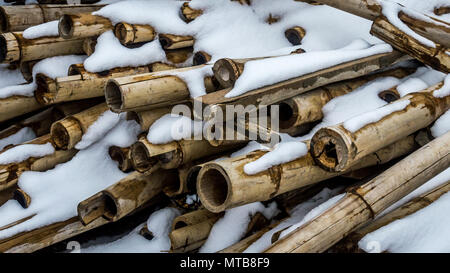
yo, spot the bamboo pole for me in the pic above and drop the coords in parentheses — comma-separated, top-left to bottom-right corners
(193, 51, 211, 65)
(172, 209, 219, 230)
(197, 133, 423, 213)
(13, 188, 31, 209)
(264, 131, 450, 253)
(58, 13, 112, 39)
(0, 95, 44, 123)
(334, 181, 450, 253)
(126, 107, 173, 131)
(50, 102, 109, 150)
(0, 4, 105, 33)
(77, 170, 177, 225)
(19, 60, 38, 83)
(434, 6, 450, 16)
(0, 32, 85, 63)
(284, 26, 306, 46)
(108, 146, 132, 172)
(179, 2, 203, 23)
(113, 22, 156, 46)
(165, 47, 193, 64)
(159, 34, 194, 50)
(278, 67, 415, 131)
(193, 51, 407, 120)
(310, 83, 450, 172)
(105, 65, 217, 112)
(82, 36, 97, 56)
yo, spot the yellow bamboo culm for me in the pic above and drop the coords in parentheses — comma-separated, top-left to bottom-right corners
(58, 13, 113, 39)
(159, 34, 194, 50)
(264, 131, 450, 253)
(179, 2, 203, 23)
(310, 83, 450, 172)
(0, 95, 43, 123)
(114, 22, 156, 45)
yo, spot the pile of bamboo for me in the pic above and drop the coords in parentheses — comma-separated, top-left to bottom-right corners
(0, 0, 449, 253)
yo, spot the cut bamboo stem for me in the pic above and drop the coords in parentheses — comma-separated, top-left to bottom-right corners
(165, 47, 193, 64)
(179, 2, 203, 23)
(193, 51, 211, 65)
(82, 36, 97, 56)
(77, 170, 177, 224)
(0, 4, 105, 33)
(434, 6, 450, 16)
(310, 83, 450, 172)
(13, 188, 31, 208)
(278, 67, 415, 131)
(0, 95, 44, 123)
(284, 26, 306, 45)
(172, 209, 219, 230)
(0, 32, 84, 63)
(58, 13, 112, 39)
(334, 181, 450, 253)
(113, 22, 155, 45)
(159, 34, 194, 50)
(264, 131, 450, 253)
(108, 146, 132, 172)
(126, 107, 173, 131)
(197, 133, 422, 213)
(105, 65, 217, 112)
(50, 102, 109, 150)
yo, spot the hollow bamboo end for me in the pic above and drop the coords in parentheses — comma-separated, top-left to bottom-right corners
(278, 100, 298, 130)
(35, 73, 56, 105)
(105, 80, 124, 112)
(50, 118, 82, 150)
(284, 26, 306, 46)
(159, 35, 172, 49)
(193, 51, 211, 65)
(114, 22, 134, 45)
(68, 64, 84, 76)
(212, 58, 240, 88)
(58, 14, 75, 39)
(310, 127, 350, 172)
(101, 192, 119, 221)
(197, 164, 231, 213)
(185, 165, 201, 193)
(14, 188, 31, 209)
(378, 89, 400, 103)
(108, 146, 132, 172)
(180, 2, 203, 23)
(77, 192, 106, 225)
(130, 142, 159, 173)
(0, 32, 19, 63)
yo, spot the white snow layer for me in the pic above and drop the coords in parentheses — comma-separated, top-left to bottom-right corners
(431, 110, 450, 138)
(147, 114, 203, 144)
(0, 64, 25, 89)
(23, 21, 59, 39)
(0, 127, 36, 151)
(434, 74, 450, 98)
(83, 207, 180, 253)
(0, 143, 54, 165)
(199, 202, 279, 253)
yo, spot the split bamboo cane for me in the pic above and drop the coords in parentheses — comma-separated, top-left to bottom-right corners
(0, 32, 84, 63)
(58, 13, 112, 39)
(50, 102, 109, 150)
(264, 131, 450, 253)
(0, 4, 105, 33)
(334, 181, 450, 253)
(108, 146, 132, 172)
(310, 82, 450, 172)
(197, 133, 423, 213)
(179, 2, 203, 23)
(0, 95, 44, 123)
(113, 22, 156, 46)
(105, 65, 218, 112)
(159, 34, 194, 50)
(77, 170, 177, 225)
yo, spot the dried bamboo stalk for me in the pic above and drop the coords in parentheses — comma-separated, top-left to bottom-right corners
(310, 83, 450, 172)
(126, 107, 173, 131)
(19, 60, 38, 83)
(278, 67, 415, 131)
(0, 32, 84, 63)
(334, 181, 450, 253)
(0, 4, 105, 33)
(264, 131, 450, 253)
(159, 34, 194, 50)
(50, 102, 109, 150)
(77, 170, 177, 224)
(179, 2, 203, 23)
(113, 22, 156, 45)
(82, 36, 97, 56)
(197, 134, 421, 213)
(108, 146, 132, 172)
(105, 65, 217, 112)
(434, 6, 450, 16)
(13, 188, 31, 208)
(58, 13, 112, 39)
(284, 26, 306, 45)
(165, 47, 193, 64)
(193, 51, 211, 65)
(194, 51, 406, 120)
(172, 209, 219, 230)
(0, 95, 44, 123)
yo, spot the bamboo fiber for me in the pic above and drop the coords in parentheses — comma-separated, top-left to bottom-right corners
(159, 34, 194, 50)
(0, 32, 84, 63)
(50, 103, 109, 150)
(310, 83, 450, 172)
(114, 22, 156, 45)
(105, 65, 217, 112)
(77, 170, 178, 224)
(179, 2, 203, 23)
(264, 131, 450, 253)
(0, 4, 105, 33)
(197, 134, 421, 213)
(58, 13, 112, 39)
(0, 95, 43, 123)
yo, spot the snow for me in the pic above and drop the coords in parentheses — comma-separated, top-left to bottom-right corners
(396, 67, 445, 96)
(230, 141, 270, 158)
(0, 55, 86, 99)
(199, 202, 279, 253)
(23, 21, 59, 40)
(343, 99, 410, 133)
(431, 110, 450, 138)
(161, 65, 214, 98)
(433, 74, 450, 98)
(0, 118, 141, 240)
(75, 111, 123, 150)
(147, 114, 203, 144)
(0, 127, 36, 151)
(0, 65, 25, 89)
(83, 207, 180, 253)
(243, 141, 308, 175)
(0, 142, 54, 165)
(226, 41, 392, 98)
(244, 188, 343, 253)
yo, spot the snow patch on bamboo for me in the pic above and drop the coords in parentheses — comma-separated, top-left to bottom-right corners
(23, 21, 59, 39)
(0, 143, 54, 165)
